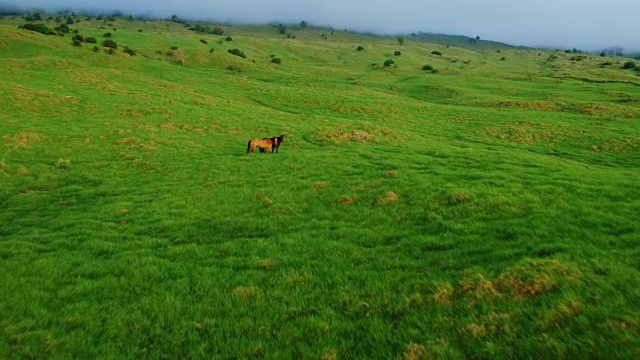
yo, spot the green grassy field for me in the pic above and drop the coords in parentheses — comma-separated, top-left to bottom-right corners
(1, 14, 639, 359)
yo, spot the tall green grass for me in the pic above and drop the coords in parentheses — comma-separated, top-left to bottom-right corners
(1, 15, 639, 359)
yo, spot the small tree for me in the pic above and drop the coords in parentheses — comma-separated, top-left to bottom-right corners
(397, 37, 404, 45)
(227, 48, 247, 58)
(66, 17, 74, 25)
(103, 39, 117, 49)
(394, 50, 401, 56)
(276, 23, 287, 35)
(212, 27, 224, 35)
(600, 51, 606, 57)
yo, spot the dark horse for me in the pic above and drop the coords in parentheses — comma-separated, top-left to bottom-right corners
(262, 134, 285, 154)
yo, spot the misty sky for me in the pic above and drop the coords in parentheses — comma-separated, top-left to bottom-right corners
(3, 0, 639, 50)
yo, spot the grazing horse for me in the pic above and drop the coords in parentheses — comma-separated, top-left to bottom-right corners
(263, 134, 285, 154)
(246, 138, 273, 153)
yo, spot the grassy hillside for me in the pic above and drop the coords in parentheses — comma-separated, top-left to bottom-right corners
(1, 14, 639, 359)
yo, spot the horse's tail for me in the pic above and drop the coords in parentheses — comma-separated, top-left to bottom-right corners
(246, 140, 252, 153)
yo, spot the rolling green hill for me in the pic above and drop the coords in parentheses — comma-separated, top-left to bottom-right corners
(1, 14, 639, 359)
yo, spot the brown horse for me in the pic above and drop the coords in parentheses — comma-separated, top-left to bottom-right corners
(246, 138, 273, 153)
(263, 134, 285, 154)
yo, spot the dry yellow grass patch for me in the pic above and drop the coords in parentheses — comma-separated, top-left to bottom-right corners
(402, 343, 428, 360)
(385, 170, 399, 177)
(378, 191, 399, 205)
(313, 181, 329, 189)
(321, 350, 338, 360)
(232, 286, 260, 301)
(255, 193, 273, 207)
(259, 258, 274, 271)
(17, 165, 29, 176)
(117, 137, 137, 144)
(338, 197, 355, 206)
(433, 283, 454, 305)
(3, 133, 45, 148)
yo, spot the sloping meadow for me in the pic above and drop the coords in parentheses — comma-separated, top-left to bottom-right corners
(1, 16, 639, 359)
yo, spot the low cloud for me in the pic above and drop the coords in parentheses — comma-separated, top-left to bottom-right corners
(3, 0, 639, 51)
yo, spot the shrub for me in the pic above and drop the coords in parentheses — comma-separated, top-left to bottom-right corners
(55, 23, 70, 33)
(228, 48, 247, 58)
(599, 61, 612, 67)
(212, 27, 224, 35)
(107, 48, 116, 55)
(66, 17, 74, 25)
(103, 32, 112, 38)
(209, 48, 214, 53)
(431, 50, 442, 56)
(422, 64, 434, 71)
(383, 59, 395, 67)
(225, 36, 233, 41)
(394, 50, 401, 56)
(356, 45, 364, 51)
(397, 37, 404, 45)
(170, 46, 178, 50)
(103, 39, 117, 49)
(622, 61, 636, 69)
(200, 39, 208, 44)
(20, 23, 55, 35)
(124, 47, 136, 56)
(72, 34, 84, 42)
(500, 57, 506, 61)
(72, 39, 82, 47)
(92, 46, 100, 52)
(85, 37, 97, 43)
(271, 57, 282, 64)
(55, 159, 71, 169)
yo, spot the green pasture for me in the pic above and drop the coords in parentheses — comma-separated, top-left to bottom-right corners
(1, 14, 639, 359)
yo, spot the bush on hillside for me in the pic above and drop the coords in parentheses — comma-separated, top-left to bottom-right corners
(622, 61, 636, 69)
(383, 59, 395, 67)
(394, 50, 402, 56)
(85, 37, 97, 44)
(55, 23, 70, 33)
(431, 50, 442, 56)
(225, 36, 233, 41)
(103, 39, 118, 49)
(200, 39, 208, 44)
(271, 57, 282, 64)
(228, 48, 247, 58)
(104, 32, 112, 38)
(356, 45, 364, 51)
(124, 47, 136, 56)
(212, 27, 224, 35)
(72, 34, 84, 42)
(20, 23, 56, 35)
(92, 46, 100, 52)
(422, 65, 434, 71)
(72, 39, 82, 47)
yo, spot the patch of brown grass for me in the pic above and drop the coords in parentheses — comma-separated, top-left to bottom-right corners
(17, 165, 29, 176)
(448, 192, 470, 206)
(402, 343, 428, 360)
(117, 137, 137, 144)
(385, 170, 399, 177)
(255, 193, 273, 207)
(321, 350, 338, 360)
(496, 259, 580, 299)
(542, 300, 582, 329)
(378, 191, 399, 205)
(464, 323, 488, 338)
(3, 133, 45, 148)
(232, 286, 260, 301)
(338, 197, 355, 206)
(313, 181, 329, 189)
(433, 283, 454, 305)
(259, 258, 274, 271)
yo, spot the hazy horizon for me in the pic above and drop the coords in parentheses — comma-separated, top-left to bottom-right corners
(2, 0, 639, 52)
